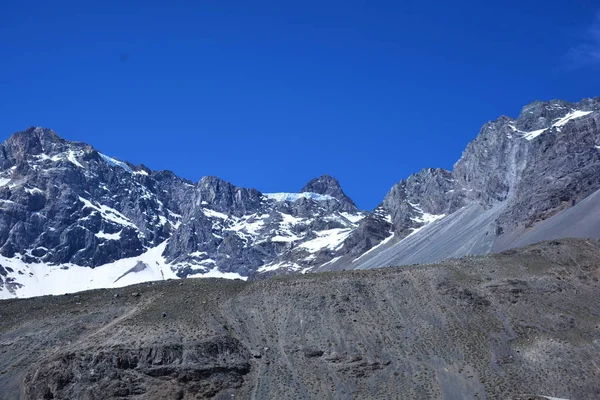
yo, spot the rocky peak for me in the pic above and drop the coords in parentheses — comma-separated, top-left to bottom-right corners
(452, 98, 600, 209)
(514, 100, 572, 132)
(577, 97, 600, 111)
(2, 127, 61, 164)
(381, 167, 463, 236)
(194, 176, 262, 216)
(453, 112, 530, 207)
(1, 127, 97, 172)
(513, 98, 600, 132)
(301, 174, 357, 211)
(8, 127, 62, 150)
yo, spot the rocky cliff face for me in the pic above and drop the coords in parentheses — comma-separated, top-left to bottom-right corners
(1, 97, 600, 297)
(300, 174, 358, 212)
(345, 97, 600, 270)
(380, 168, 464, 236)
(0, 129, 368, 297)
(0, 127, 191, 266)
(455, 98, 600, 227)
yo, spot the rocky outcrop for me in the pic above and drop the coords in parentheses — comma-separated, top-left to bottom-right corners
(0, 127, 190, 265)
(24, 337, 251, 400)
(498, 101, 600, 229)
(194, 176, 263, 217)
(301, 174, 358, 212)
(453, 98, 600, 230)
(348, 97, 600, 270)
(380, 167, 464, 236)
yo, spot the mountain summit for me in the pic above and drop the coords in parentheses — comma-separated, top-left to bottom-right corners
(1, 97, 600, 298)
(301, 174, 357, 211)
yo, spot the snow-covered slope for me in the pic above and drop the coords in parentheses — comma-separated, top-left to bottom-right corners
(0, 241, 248, 299)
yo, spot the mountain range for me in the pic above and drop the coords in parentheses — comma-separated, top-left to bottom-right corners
(1, 97, 599, 298)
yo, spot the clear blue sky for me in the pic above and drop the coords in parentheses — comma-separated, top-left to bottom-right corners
(1, 1, 599, 209)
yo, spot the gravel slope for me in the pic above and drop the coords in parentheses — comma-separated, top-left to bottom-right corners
(1, 239, 599, 399)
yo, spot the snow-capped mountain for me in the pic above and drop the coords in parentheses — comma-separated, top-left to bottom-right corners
(1, 97, 600, 298)
(0, 132, 369, 297)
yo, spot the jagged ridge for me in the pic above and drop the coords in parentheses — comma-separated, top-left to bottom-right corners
(1, 96, 600, 297)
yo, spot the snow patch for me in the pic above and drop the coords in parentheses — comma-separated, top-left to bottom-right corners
(271, 235, 301, 243)
(299, 228, 352, 253)
(0, 241, 176, 299)
(79, 197, 137, 229)
(187, 267, 246, 280)
(258, 261, 303, 273)
(520, 128, 547, 141)
(67, 150, 84, 168)
(0, 239, 248, 299)
(202, 208, 229, 220)
(264, 192, 336, 202)
(340, 212, 365, 224)
(36, 151, 84, 168)
(269, 212, 310, 243)
(227, 214, 268, 239)
(24, 187, 44, 194)
(553, 110, 593, 128)
(317, 256, 342, 269)
(95, 231, 122, 240)
(408, 202, 446, 225)
(0, 199, 16, 207)
(99, 153, 133, 173)
(374, 207, 392, 223)
(514, 109, 594, 140)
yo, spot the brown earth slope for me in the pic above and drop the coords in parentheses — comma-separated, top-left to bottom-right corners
(1, 239, 599, 399)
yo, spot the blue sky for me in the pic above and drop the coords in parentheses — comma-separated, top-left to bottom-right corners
(1, 1, 599, 209)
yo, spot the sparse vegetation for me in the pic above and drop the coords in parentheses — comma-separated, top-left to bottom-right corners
(0, 239, 599, 399)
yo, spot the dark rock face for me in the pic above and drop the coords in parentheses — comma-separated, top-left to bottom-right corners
(498, 105, 600, 229)
(514, 99, 572, 131)
(194, 176, 263, 217)
(337, 214, 392, 258)
(301, 174, 358, 212)
(453, 116, 528, 206)
(23, 337, 251, 400)
(155, 172, 367, 279)
(0, 127, 192, 268)
(381, 167, 464, 236)
(454, 98, 600, 230)
(162, 183, 365, 277)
